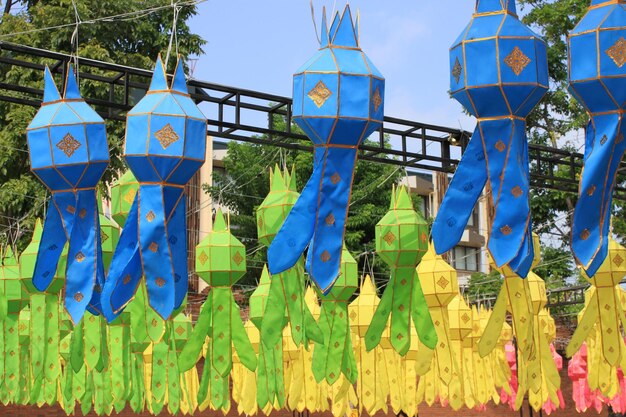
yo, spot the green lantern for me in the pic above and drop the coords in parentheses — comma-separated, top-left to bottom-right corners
(250, 265, 285, 410)
(366, 185, 437, 355)
(180, 209, 256, 405)
(110, 170, 139, 227)
(2, 246, 26, 315)
(257, 167, 322, 350)
(312, 245, 358, 385)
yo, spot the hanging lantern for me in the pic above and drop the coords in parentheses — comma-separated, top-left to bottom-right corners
(365, 186, 436, 355)
(26, 65, 109, 323)
(110, 170, 139, 227)
(568, 238, 626, 369)
(312, 245, 358, 385)
(257, 167, 321, 350)
(179, 209, 256, 388)
(418, 243, 459, 389)
(569, 1, 626, 275)
(101, 56, 207, 321)
(348, 275, 390, 416)
(432, 0, 549, 277)
(268, 5, 385, 294)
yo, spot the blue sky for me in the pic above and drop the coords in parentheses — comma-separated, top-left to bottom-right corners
(188, 1, 477, 131)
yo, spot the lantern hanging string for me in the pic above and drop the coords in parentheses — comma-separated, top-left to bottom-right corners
(70, 0, 81, 83)
(164, 1, 182, 69)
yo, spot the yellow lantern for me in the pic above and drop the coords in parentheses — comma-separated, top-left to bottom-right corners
(417, 243, 459, 389)
(567, 238, 626, 370)
(348, 275, 389, 416)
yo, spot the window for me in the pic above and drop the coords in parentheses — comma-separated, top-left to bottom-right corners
(451, 246, 480, 272)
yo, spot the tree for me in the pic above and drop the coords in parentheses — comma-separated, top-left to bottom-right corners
(205, 115, 410, 287)
(0, 0, 204, 250)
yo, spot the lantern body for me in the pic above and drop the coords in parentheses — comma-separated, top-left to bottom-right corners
(257, 167, 298, 246)
(348, 275, 379, 337)
(268, 5, 385, 295)
(319, 246, 358, 301)
(418, 245, 459, 308)
(27, 69, 108, 192)
(376, 186, 428, 268)
(2, 248, 27, 314)
(249, 265, 273, 329)
(569, 1, 626, 275)
(195, 210, 246, 287)
(433, 0, 548, 278)
(448, 295, 472, 341)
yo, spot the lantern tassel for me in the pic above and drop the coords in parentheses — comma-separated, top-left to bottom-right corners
(571, 115, 626, 276)
(433, 119, 534, 278)
(102, 185, 188, 321)
(270, 146, 359, 294)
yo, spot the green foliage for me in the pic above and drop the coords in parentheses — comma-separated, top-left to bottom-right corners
(205, 115, 405, 286)
(0, 0, 204, 250)
(465, 270, 502, 305)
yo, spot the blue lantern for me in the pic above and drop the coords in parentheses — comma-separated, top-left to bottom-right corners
(268, 6, 385, 293)
(101, 56, 207, 320)
(432, 0, 549, 277)
(26, 65, 110, 323)
(569, 0, 626, 276)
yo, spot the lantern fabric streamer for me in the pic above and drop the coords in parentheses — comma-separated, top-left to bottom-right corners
(312, 246, 358, 385)
(250, 265, 286, 410)
(569, 1, 626, 276)
(268, 5, 385, 293)
(102, 56, 207, 321)
(27, 65, 110, 323)
(432, 0, 548, 277)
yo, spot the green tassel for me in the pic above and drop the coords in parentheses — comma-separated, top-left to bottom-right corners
(179, 294, 212, 372)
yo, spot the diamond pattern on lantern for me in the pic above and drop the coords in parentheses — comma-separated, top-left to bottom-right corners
(100, 229, 109, 243)
(124, 189, 136, 204)
(321, 250, 331, 263)
(56, 133, 81, 157)
(613, 254, 624, 267)
(233, 252, 244, 266)
(146, 210, 156, 222)
(504, 46, 531, 76)
(373, 87, 383, 111)
(500, 225, 513, 236)
(149, 242, 158, 252)
(155, 277, 165, 288)
(437, 276, 449, 289)
(495, 140, 506, 152)
(383, 231, 396, 245)
(511, 186, 523, 198)
(308, 80, 333, 108)
(580, 229, 590, 240)
(198, 251, 208, 266)
(75, 252, 85, 262)
(154, 123, 180, 149)
(607, 37, 626, 68)
(452, 57, 462, 83)
(461, 313, 470, 323)
(331, 173, 341, 185)
(175, 325, 185, 336)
